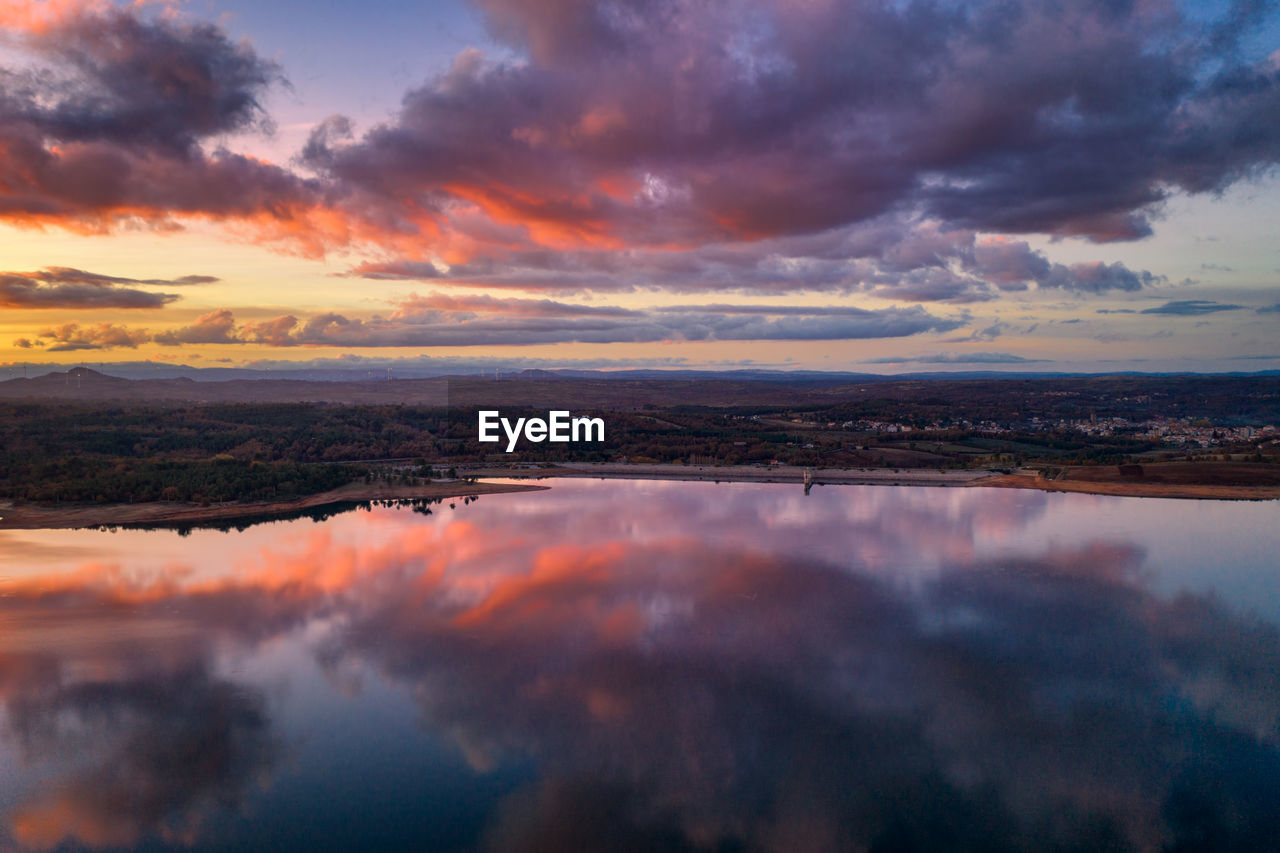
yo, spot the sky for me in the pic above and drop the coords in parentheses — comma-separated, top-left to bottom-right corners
(1, 0, 1278, 375)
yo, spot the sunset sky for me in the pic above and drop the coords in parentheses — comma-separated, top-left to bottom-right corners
(1, 0, 1278, 375)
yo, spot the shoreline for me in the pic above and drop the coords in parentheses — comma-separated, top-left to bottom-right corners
(0, 480, 547, 531)
(3, 463, 1276, 531)
(475, 462, 1280, 500)
(973, 472, 1280, 501)
(472, 462, 992, 487)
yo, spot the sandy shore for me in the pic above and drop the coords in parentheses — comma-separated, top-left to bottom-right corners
(0, 480, 546, 531)
(974, 473, 1280, 501)
(4, 462, 1275, 531)
(470, 462, 993, 486)
(476, 462, 1280, 500)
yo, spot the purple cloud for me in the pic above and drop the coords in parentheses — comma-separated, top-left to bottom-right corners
(353, 219, 1162, 300)
(304, 0, 1280, 257)
(0, 4, 316, 235)
(0, 0, 1270, 315)
(93, 295, 966, 349)
(1140, 300, 1245, 316)
(0, 267, 199, 309)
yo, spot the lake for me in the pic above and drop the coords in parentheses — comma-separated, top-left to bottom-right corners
(2, 480, 1279, 851)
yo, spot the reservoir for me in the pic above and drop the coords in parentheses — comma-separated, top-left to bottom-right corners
(2, 480, 1278, 851)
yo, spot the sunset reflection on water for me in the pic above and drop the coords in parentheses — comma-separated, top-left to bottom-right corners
(2, 481, 1279, 851)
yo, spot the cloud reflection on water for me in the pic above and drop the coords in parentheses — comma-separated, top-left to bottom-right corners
(6, 667, 274, 849)
(1, 482, 1278, 851)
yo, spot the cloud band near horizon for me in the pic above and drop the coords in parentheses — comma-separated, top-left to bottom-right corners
(17, 295, 969, 350)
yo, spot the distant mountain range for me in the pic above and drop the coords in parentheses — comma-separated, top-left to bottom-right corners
(0, 367, 451, 404)
(3, 362, 1278, 388)
(0, 364, 1278, 406)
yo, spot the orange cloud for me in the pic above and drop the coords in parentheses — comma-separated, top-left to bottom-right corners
(0, 0, 109, 33)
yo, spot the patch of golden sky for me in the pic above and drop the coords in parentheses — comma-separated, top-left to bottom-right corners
(3, 175, 1278, 371)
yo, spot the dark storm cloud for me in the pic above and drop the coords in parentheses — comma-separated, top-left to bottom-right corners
(968, 238, 1047, 288)
(0, 3, 316, 233)
(0, 267, 190, 308)
(670, 305, 966, 342)
(0, 265, 216, 310)
(1038, 261, 1163, 293)
(352, 221, 1162, 300)
(350, 245, 856, 295)
(1140, 300, 1246, 316)
(401, 292, 644, 319)
(272, 301, 965, 347)
(7, 6, 279, 149)
(867, 266, 1001, 304)
(303, 0, 1280, 256)
(655, 302, 924, 317)
(2, 0, 1276, 294)
(26, 267, 219, 287)
(0, 279, 170, 309)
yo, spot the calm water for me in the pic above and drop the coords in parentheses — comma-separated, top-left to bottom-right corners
(2, 480, 1279, 852)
